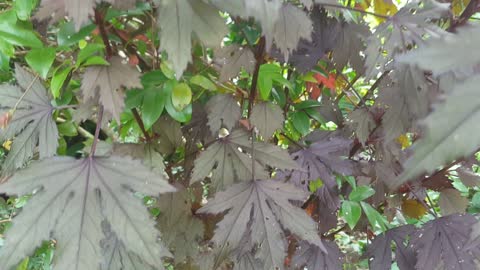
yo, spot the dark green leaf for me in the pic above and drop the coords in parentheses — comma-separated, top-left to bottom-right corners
(142, 86, 165, 130)
(349, 186, 375, 202)
(291, 111, 310, 135)
(25, 47, 56, 79)
(341, 200, 362, 230)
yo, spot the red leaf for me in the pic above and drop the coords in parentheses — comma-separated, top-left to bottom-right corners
(306, 81, 322, 99)
(129, 54, 139, 66)
(313, 73, 336, 91)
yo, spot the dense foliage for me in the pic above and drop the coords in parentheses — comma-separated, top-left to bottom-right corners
(1, 0, 480, 269)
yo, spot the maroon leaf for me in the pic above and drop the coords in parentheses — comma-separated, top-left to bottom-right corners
(290, 240, 343, 270)
(411, 214, 480, 270)
(364, 225, 416, 270)
(271, 7, 340, 73)
(197, 180, 323, 270)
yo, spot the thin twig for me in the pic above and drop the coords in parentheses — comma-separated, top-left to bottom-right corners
(56, 105, 78, 110)
(251, 129, 256, 181)
(247, 37, 266, 118)
(280, 132, 305, 150)
(319, 3, 391, 19)
(357, 71, 390, 107)
(407, 183, 438, 218)
(334, 73, 361, 105)
(0, 219, 11, 224)
(12, 74, 39, 114)
(94, 8, 114, 59)
(425, 191, 439, 217)
(90, 105, 104, 158)
(131, 108, 151, 142)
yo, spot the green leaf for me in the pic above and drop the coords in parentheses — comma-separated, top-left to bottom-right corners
(349, 186, 375, 202)
(258, 64, 280, 100)
(76, 43, 106, 67)
(471, 192, 480, 210)
(51, 65, 73, 99)
(160, 62, 175, 80)
(164, 81, 191, 123)
(190, 75, 216, 91)
(81, 56, 110, 67)
(171, 83, 192, 111)
(294, 100, 322, 110)
(57, 22, 96, 47)
(361, 201, 388, 232)
(25, 47, 56, 79)
(291, 111, 310, 135)
(142, 86, 165, 130)
(14, 0, 35, 20)
(15, 257, 29, 270)
(141, 70, 169, 86)
(258, 64, 293, 100)
(308, 179, 324, 192)
(341, 200, 362, 230)
(0, 51, 10, 71)
(0, 11, 42, 48)
(125, 89, 144, 110)
(58, 122, 78, 137)
(304, 108, 325, 124)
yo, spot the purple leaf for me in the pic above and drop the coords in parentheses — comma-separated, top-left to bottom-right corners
(364, 225, 416, 270)
(198, 180, 323, 270)
(271, 7, 340, 73)
(411, 214, 480, 270)
(290, 240, 343, 270)
(0, 156, 175, 269)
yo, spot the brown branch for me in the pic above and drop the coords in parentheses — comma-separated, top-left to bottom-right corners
(109, 26, 152, 70)
(90, 105, 104, 158)
(94, 8, 114, 59)
(131, 108, 151, 142)
(448, 0, 479, 31)
(318, 3, 390, 19)
(247, 36, 266, 118)
(357, 71, 390, 107)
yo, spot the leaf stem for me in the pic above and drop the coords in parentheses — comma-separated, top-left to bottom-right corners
(247, 36, 266, 118)
(131, 108, 151, 142)
(12, 74, 39, 114)
(280, 132, 305, 150)
(425, 191, 439, 217)
(90, 105, 104, 158)
(407, 183, 438, 218)
(357, 71, 390, 107)
(56, 104, 78, 110)
(94, 8, 114, 59)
